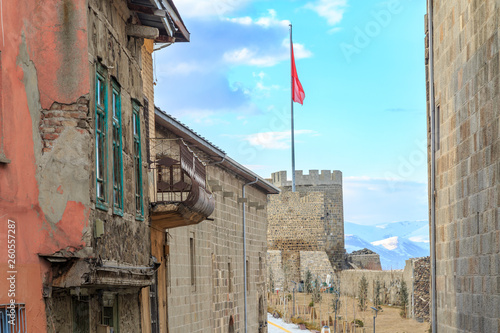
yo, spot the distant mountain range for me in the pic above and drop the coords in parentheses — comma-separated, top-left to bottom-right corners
(345, 221, 430, 270)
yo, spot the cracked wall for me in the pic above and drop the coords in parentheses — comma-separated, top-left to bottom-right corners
(1, 0, 150, 331)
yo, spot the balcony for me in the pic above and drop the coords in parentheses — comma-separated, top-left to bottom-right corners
(149, 138, 215, 229)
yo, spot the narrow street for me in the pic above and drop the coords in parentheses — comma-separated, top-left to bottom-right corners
(267, 313, 312, 333)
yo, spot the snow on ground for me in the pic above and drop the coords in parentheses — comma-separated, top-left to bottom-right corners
(371, 236, 399, 250)
(267, 313, 313, 333)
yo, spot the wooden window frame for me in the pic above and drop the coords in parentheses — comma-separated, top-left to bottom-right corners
(95, 64, 108, 211)
(111, 79, 124, 215)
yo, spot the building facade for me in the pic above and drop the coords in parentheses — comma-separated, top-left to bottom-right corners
(426, 1, 500, 332)
(267, 170, 345, 285)
(0, 0, 187, 331)
(141, 108, 279, 333)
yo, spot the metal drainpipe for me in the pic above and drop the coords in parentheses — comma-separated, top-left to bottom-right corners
(242, 177, 258, 333)
(427, 0, 437, 331)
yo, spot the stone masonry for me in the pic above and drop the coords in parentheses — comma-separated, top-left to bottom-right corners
(426, 1, 500, 332)
(268, 170, 344, 286)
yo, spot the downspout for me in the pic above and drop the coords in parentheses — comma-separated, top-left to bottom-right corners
(242, 177, 258, 333)
(209, 154, 226, 166)
(427, 0, 437, 331)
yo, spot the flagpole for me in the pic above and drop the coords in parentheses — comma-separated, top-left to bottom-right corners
(290, 23, 296, 192)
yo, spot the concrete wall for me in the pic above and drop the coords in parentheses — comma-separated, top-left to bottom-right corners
(426, 1, 500, 331)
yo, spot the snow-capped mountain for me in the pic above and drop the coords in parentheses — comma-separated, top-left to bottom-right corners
(345, 221, 430, 270)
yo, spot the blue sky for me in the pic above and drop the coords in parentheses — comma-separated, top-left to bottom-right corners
(155, 0, 428, 225)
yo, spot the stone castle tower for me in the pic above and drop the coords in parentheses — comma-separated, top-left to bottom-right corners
(267, 170, 344, 283)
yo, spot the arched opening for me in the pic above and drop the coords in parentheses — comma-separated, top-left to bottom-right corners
(228, 316, 234, 333)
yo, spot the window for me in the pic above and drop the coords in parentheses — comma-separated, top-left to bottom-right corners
(132, 101, 144, 220)
(111, 80, 123, 215)
(190, 233, 195, 287)
(228, 262, 232, 293)
(95, 64, 108, 210)
(246, 259, 250, 292)
(435, 105, 440, 151)
(0, 303, 27, 333)
(102, 293, 119, 332)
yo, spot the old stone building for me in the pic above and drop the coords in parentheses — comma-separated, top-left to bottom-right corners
(142, 108, 279, 332)
(267, 170, 344, 286)
(426, 1, 500, 332)
(0, 0, 188, 332)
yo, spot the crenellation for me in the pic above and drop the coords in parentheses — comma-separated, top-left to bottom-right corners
(271, 169, 343, 187)
(268, 169, 345, 283)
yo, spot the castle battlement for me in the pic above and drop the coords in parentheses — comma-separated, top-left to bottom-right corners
(271, 169, 342, 187)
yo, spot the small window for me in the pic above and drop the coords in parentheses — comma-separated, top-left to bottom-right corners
(190, 234, 195, 287)
(0, 304, 27, 333)
(111, 80, 123, 215)
(228, 262, 232, 293)
(132, 101, 144, 220)
(102, 293, 119, 332)
(246, 259, 250, 292)
(435, 105, 440, 151)
(95, 64, 108, 210)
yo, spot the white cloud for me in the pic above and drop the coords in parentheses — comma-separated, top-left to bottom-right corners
(165, 62, 203, 75)
(223, 41, 312, 67)
(305, 0, 347, 26)
(243, 130, 317, 149)
(174, 0, 251, 18)
(226, 9, 290, 28)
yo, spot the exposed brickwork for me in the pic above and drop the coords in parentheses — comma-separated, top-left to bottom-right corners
(39, 96, 90, 153)
(426, 1, 500, 331)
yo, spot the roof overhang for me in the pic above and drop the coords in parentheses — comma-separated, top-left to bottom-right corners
(128, 0, 190, 43)
(154, 108, 280, 195)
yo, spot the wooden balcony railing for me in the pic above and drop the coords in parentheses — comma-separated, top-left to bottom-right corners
(149, 138, 215, 228)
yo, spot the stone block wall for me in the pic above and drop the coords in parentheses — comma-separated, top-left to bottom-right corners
(267, 250, 285, 291)
(269, 170, 345, 271)
(426, 1, 500, 331)
(338, 257, 430, 321)
(347, 252, 382, 271)
(300, 251, 336, 285)
(158, 139, 270, 332)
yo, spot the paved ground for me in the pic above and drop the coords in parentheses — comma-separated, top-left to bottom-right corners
(267, 313, 313, 333)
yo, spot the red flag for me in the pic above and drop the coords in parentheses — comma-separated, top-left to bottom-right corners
(291, 43, 305, 105)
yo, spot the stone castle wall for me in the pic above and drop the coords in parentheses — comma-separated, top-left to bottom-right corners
(347, 253, 383, 271)
(426, 1, 500, 331)
(339, 257, 430, 321)
(268, 170, 345, 271)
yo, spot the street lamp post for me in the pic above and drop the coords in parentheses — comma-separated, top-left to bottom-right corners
(370, 307, 379, 333)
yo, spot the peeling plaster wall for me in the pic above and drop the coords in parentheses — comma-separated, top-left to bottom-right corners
(0, 0, 150, 332)
(0, 0, 90, 331)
